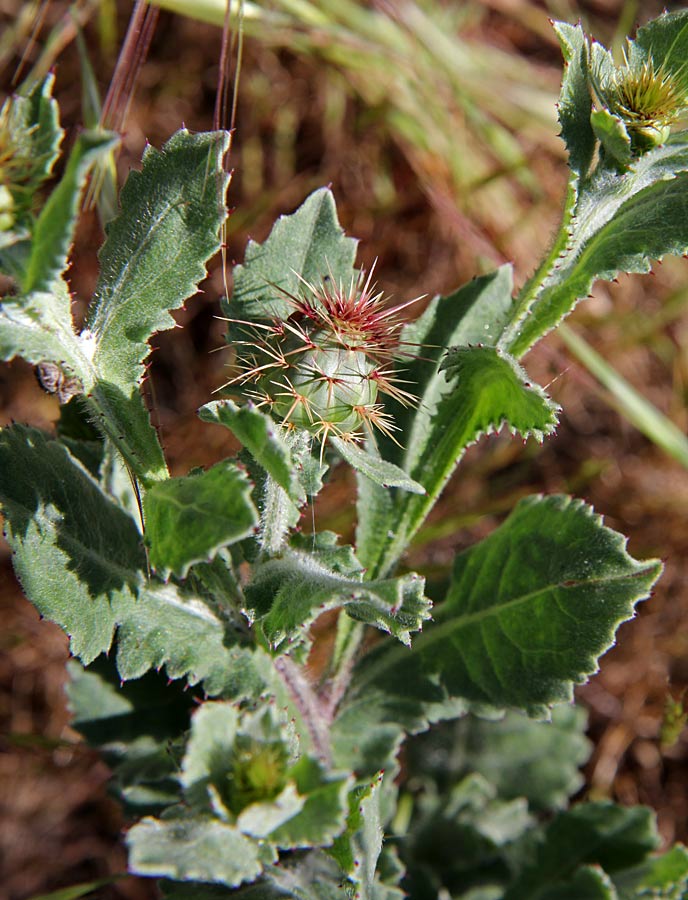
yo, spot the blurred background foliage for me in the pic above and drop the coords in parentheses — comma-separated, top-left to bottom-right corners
(0, 1, 687, 897)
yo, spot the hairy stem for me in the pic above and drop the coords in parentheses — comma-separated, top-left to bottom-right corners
(274, 655, 332, 765)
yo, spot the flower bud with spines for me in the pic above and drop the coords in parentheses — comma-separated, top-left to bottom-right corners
(226, 266, 417, 447)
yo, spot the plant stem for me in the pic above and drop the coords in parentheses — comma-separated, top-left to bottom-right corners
(274, 656, 332, 764)
(500, 178, 578, 353)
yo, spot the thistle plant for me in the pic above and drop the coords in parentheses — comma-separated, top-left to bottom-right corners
(3, 9, 688, 899)
(589, 16, 688, 165)
(227, 267, 416, 447)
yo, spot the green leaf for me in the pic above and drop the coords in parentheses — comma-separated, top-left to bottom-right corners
(0, 424, 143, 662)
(114, 583, 268, 697)
(552, 22, 595, 178)
(88, 127, 229, 392)
(231, 187, 358, 321)
(590, 109, 632, 169)
(260, 756, 349, 851)
(245, 549, 431, 650)
(199, 399, 305, 501)
(614, 844, 688, 900)
(400, 773, 531, 900)
(522, 866, 615, 900)
(628, 10, 688, 80)
(0, 425, 269, 695)
(67, 657, 193, 813)
(1, 74, 63, 228)
(143, 462, 258, 578)
(178, 702, 350, 853)
(331, 438, 425, 494)
(329, 774, 388, 899)
(338, 494, 661, 751)
(127, 814, 268, 886)
(504, 137, 688, 357)
(359, 337, 559, 579)
(503, 802, 661, 900)
(22, 129, 117, 296)
(410, 704, 591, 813)
(357, 267, 517, 576)
(0, 288, 83, 372)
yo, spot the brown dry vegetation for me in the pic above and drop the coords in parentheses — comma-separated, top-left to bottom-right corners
(1, 0, 687, 896)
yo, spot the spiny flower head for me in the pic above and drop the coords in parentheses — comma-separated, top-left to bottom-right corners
(593, 49, 688, 151)
(225, 266, 417, 446)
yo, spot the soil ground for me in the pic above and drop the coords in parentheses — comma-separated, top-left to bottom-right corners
(1, 1, 687, 896)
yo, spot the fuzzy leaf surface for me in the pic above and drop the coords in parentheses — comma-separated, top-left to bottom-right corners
(0, 425, 143, 662)
(245, 550, 431, 650)
(178, 702, 351, 853)
(231, 187, 358, 321)
(628, 9, 688, 78)
(553, 22, 595, 178)
(1, 74, 63, 237)
(0, 425, 268, 695)
(503, 802, 660, 900)
(331, 438, 425, 494)
(328, 775, 388, 900)
(0, 288, 83, 372)
(504, 136, 688, 356)
(199, 400, 304, 501)
(143, 462, 258, 578)
(89, 128, 229, 392)
(409, 704, 590, 813)
(127, 815, 267, 886)
(21, 130, 116, 296)
(337, 495, 661, 768)
(114, 583, 268, 698)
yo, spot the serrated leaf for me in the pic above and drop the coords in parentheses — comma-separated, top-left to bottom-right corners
(199, 399, 304, 501)
(329, 775, 387, 899)
(338, 495, 661, 755)
(231, 187, 358, 321)
(0, 424, 143, 662)
(359, 329, 559, 579)
(628, 10, 688, 79)
(89, 128, 229, 394)
(127, 814, 267, 887)
(246, 549, 431, 650)
(553, 22, 595, 178)
(143, 461, 258, 578)
(22, 129, 117, 296)
(357, 267, 516, 576)
(439, 346, 559, 441)
(114, 583, 268, 698)
(503, 802, 661, 900)
(504, 135, 688, 357)
(0, 425, 270, 695)
(331, 438, 425, 494)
